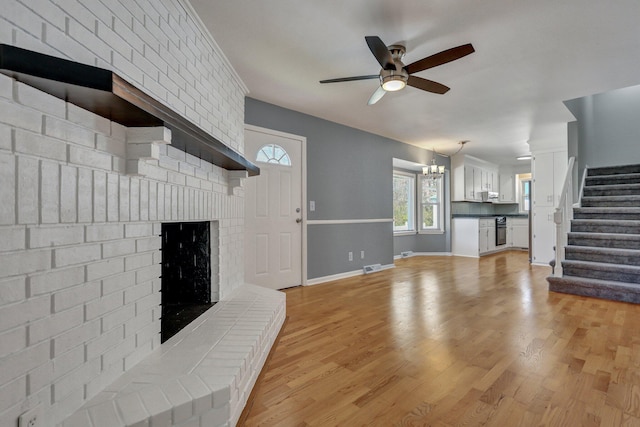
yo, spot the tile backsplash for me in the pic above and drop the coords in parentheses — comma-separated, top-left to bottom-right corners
(452, 201, 525, 216)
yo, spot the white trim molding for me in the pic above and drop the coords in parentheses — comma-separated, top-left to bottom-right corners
(306, 263, 394, 286)
(307, 218, 393, 225)
(393, 252, 453, 260)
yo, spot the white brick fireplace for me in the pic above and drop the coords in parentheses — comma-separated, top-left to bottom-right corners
(0, 1, 285, 426)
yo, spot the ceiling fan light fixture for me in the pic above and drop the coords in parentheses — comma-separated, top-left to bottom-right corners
(381, 75, 406, 91)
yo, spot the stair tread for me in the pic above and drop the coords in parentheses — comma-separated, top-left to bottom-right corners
(584, 182, 640, 189)
(574, 207, 640, 212)
(549, 275, 640, 289)
(569, 231, 640, 240)
(572, 218, 640, 224)
(565, 245, 640, 255)
(583, 195, 640, 200)
(586, 172, 640, 179)
(562, 259, 640, 271)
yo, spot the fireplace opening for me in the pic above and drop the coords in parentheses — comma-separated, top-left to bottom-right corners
(161, 221, 215, 343)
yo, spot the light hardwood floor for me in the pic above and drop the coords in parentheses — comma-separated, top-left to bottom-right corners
(239, 251, 640, 426)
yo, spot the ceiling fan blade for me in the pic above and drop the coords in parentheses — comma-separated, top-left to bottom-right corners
(368, 86, 386, 105)
(407, 76, 450, 94)
(404, 43, 475, 74)
(319, 75, 379, 84)
(365, 36, 396, 71)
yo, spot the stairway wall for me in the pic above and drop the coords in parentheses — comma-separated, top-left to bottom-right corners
(565, 85, 640, 173)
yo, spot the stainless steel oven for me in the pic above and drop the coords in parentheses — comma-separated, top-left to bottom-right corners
(495, 216, 507, 246)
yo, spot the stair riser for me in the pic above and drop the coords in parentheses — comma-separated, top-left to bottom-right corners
(548, 277, 640, 303)
(582, 199, 640, 207)
(584, 188, 640, 197)
(586, 176, 640, 186)
(588, 165, 640, 176)
(565, 250, 640, 266)
(568, 236, 640, 250)
(571, 223, 640, 234)
(573, 212, 640, 220)
(562, 265, 640, 284)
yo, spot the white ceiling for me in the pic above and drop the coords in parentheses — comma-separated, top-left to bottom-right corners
(189, 0, 640, 166)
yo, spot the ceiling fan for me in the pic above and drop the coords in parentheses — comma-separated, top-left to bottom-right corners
(320, 36, 475, 105)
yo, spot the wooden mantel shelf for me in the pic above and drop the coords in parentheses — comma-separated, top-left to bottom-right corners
(0, 44, 259, 176)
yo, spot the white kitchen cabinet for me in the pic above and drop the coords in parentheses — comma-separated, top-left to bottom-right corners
(499, 167, 515, 203)
(479, 223, 489, 254)
(465, 165, 476, 200)
(480, 218, 497, 254)
(452, 154, 500, 202)
(482, 170, 498, 192)
(491, 171, 499, 193)
(452, 217, 500, 257)
(452, 217, 480, 257)
(508, 217, 529, 248)
(474, 167, 484, 197)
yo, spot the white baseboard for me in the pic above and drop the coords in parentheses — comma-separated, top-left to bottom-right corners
(414, 252, 453, 257)
(393, 252, 453, 260)
(531, 262, 552, 267)
(306, 263, 395, 286)
(450, 253, 480, 259)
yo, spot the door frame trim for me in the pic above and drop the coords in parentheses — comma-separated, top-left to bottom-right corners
(244, 124, 308, 286)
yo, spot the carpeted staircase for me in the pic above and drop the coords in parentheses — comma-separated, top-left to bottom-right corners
(547, 164, 640, 303)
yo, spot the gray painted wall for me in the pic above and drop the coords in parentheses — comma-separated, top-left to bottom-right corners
(307, 223, 392, 278)
(564, 84, 640, 174)
(245, 98, 451, 279)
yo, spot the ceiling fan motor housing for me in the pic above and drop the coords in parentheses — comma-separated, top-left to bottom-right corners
(380, 45, 408, 91)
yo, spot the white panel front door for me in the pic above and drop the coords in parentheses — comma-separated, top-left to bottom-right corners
(244, 126, 304, 290)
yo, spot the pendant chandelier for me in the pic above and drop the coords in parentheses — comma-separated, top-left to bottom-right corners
(422, 150, 445, 180)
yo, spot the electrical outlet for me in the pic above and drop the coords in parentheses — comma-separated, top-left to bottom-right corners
(348, 251, 353, 261)
(360, 251, 364, 259)
(19, 404, 42, 427)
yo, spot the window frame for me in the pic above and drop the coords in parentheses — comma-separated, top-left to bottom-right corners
(255, 143, 292, 166)
(516, 173, 532, 214)
(418, 174, 445, 234)
(520, 179, 531, 213)
(392, 170, 416, 235)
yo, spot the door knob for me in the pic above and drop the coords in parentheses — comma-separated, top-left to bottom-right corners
(296, 218, 302, 223)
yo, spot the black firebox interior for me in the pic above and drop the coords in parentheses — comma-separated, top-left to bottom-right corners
(161, 221, 214, 343)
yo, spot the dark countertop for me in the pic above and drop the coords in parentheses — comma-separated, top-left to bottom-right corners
(452, 214, 529, 218)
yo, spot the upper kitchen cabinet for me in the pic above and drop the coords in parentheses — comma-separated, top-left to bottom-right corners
(498, 166, 515, 203)
(452, 154, 499, 201)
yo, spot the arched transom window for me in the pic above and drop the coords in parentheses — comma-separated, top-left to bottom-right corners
(255, 144, 291, 166)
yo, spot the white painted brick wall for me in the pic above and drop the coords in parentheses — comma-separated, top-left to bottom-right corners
(0, 0, 254, 426)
